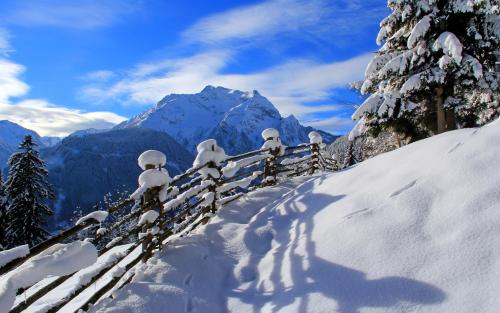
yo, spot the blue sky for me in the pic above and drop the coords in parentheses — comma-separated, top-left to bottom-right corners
(0, 0, 388, 137)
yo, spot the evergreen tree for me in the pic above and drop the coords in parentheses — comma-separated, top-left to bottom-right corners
(352, 0, 499, 141)
(0, 174, 7, 249)
(5, 135, 54, 248)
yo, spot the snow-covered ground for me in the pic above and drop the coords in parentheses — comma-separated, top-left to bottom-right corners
(94, 120, 499, 313)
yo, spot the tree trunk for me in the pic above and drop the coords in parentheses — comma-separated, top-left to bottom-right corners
(435, 87, 446, 134)
(445, 108, 457, 131)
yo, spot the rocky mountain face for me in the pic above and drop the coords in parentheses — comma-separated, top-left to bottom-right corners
(116, 86, 337, 155)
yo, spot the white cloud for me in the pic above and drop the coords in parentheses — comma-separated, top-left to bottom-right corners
(0, 99, 126, 137)
(0, 44, 126, 136)
(80, 51, 372, 117)
(183, 0, 327, 44)
(182, 0, 386, 46)
(304, 115, 355, 134)
(82, 70, 115, 81)
(0, 59, 29, 101)
(0, 28, 12, 56)
(3, 0, 139, 29)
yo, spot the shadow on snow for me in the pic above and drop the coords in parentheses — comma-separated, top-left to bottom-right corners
(206, 176, 446, 313)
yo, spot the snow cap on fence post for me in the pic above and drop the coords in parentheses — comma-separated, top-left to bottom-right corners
(138, 150, 167, 170)
(132, 150, 171, 201)
(193, 139, 226, 179)
(308, 131, 322, 144)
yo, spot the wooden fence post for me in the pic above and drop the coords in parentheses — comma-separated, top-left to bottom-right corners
(136, 150, 169, 262)
(261, 128, 283, 186)
(192, 139, 224, 225)
(309, 143, 320, 174)
(308, 131, 323, 174)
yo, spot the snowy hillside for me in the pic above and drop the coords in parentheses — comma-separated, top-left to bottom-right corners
(95, 120, 499, 313)
(116, 86, 337, 154)
(0, 120, 45, 169)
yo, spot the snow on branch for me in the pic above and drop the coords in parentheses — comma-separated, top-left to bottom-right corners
(76, 210, 109, 226)
(352, 94, 384, 120)
(433, 32, 463, 64)
(407, 14, 432, 49)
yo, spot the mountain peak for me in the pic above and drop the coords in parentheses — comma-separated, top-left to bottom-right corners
(117, 86, 336, 154)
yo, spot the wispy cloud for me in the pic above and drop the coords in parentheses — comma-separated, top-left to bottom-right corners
(0, 36, 126, 137)
(0, 99, 126, 137)
(80, 51, 371, 117)
(304, 115, 355, 134)
(0, 28, 12, 56)
(182, 0, 386, 47)
(2, 0, 140, 29)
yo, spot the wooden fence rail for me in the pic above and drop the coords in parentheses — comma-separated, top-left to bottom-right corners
(1, 129, 337, 313)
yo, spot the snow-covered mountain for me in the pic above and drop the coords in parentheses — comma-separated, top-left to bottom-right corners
(68, 128, 110, 138)
(116, 86, 337, 155)
(0, 120, 45, 169)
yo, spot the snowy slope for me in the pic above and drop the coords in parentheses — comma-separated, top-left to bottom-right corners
(94, 119, 500, 313)
(0, 120, 45, 168)
(116, 86, 337, 155)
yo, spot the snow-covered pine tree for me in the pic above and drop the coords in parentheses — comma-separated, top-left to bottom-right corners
(0, 174, 7, 249)
(5, 135, 54, 248)
(352, 0, 499, 141)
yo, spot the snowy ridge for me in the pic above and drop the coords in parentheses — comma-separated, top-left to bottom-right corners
(116, 86, 337, 155)
(94, 120, 500, 313)
(0, 120, 45, 168)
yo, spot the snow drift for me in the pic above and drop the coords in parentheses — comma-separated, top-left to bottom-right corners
(94, 120, 499, 313)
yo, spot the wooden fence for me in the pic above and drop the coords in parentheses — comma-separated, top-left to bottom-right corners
(0, 129, 337, 313)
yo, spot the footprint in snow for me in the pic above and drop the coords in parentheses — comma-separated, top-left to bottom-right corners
(185, 297, 193, 313)
(343, 208, 372, 220)
(447, 142, 462, 153)
(184, 274, 193, 287)
(389, 179, 418, 198)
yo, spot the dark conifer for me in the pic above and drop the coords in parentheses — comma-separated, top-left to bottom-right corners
(5, 135, 54, 247)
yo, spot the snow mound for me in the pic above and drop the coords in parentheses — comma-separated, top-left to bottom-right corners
(95, 120, 500, 313)
(308, 131, 322, 144)
(138, 150, 167, 170)
(0, 241, 97, 312)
